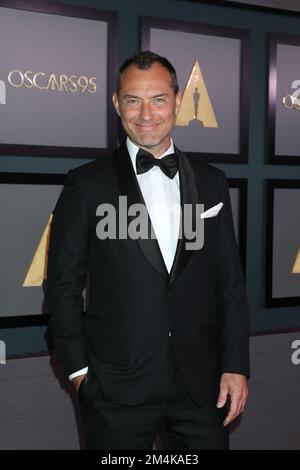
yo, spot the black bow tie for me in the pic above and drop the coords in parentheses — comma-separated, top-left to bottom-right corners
(136, 148, 178, 179)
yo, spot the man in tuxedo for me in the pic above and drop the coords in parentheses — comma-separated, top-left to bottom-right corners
(47, 51, 249, 450)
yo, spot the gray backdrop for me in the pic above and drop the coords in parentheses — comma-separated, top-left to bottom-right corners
(0, 183, 62, 318)
(149, 27, 241, 155)
(273, 188, 300, 298)
(275, 43, 300, 157)
(0, 6, 108, 148)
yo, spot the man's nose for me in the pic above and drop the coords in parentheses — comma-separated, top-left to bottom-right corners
(139, 102, 153, 121)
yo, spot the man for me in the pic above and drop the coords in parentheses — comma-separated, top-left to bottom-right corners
(47, 51, 249, 450)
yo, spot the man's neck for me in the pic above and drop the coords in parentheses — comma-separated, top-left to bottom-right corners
(127, 137, 173, 159)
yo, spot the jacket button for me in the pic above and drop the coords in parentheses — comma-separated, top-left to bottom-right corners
(169, 332, 171, 337)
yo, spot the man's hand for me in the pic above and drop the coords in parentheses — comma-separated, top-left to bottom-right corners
(217, 373, 248, 426)
(72, 374, 87, 392)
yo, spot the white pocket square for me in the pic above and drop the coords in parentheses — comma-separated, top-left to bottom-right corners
(200, 202, 223, 219)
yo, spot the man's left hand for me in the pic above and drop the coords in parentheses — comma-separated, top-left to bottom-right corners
(216, 373, 248, 426)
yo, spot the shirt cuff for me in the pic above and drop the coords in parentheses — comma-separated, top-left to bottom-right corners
(69, 367, 88, 381)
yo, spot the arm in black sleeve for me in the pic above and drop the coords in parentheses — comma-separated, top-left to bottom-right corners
(46, 169, 89, 377)
(216, 174, 250, 378)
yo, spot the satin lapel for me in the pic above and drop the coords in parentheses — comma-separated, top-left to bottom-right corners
(113, 142, 168, 278)
(168, 147, 199, 285)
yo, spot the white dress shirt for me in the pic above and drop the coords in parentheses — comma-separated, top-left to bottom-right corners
(69, 137, 181, 381)
(127, 137, 181, 272)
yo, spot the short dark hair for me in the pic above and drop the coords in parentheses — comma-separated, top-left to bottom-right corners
(116, 50, 179, 95)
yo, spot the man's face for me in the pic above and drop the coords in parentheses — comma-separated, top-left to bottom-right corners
(112, 62, 181, 156)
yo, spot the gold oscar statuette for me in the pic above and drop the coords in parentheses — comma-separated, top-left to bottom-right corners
(23, 214, 53, 287)
(292, 247, 300, 274)
(176, 60, 218, 128)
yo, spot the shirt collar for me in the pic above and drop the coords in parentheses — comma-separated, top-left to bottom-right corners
(126, 137, 175, 176)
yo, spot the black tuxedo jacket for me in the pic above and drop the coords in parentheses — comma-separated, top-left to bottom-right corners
(47, 142, 249, 406)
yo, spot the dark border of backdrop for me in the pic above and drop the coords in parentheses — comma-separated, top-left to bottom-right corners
(267, 33, 300, 165)
(0, 0, 118, 159)
(140, 16, 250, 164)
(0, 172, 65, 328)
(182, 0, 300, 17)
(228, 178, 247, 275)
(266, 179, 300, 308)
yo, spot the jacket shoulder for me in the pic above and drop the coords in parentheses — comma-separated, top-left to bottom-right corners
(70, 153, 115, 182)
(181, 151, 226, 183)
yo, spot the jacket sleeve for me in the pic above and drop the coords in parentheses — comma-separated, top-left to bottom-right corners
(216, 174, 250, 378)
(46, 169, 89, 377)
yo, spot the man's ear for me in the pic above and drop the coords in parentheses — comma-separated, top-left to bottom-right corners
(175, 92, 182, 116)
(112, 92, 120, 116)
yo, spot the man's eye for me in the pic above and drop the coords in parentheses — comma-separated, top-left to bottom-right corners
(153, 98, 165, 104)
(127, 99, 139, 105)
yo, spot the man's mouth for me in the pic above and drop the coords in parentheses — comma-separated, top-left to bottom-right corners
(135, 123, 160, 131)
